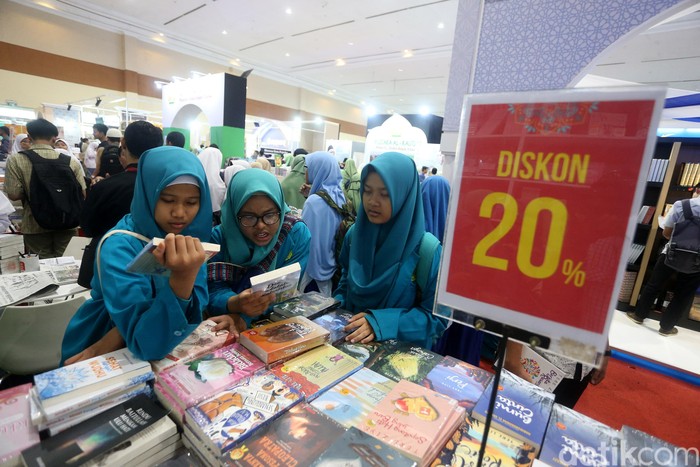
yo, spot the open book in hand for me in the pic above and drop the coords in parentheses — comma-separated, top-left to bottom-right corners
(250, 262, 301, 304)
(125, 237, 220, 276)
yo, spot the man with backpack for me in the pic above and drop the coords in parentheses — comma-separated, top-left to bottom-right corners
(4, 118, 86, 258)
(627, 184, 700, 336)
(92, 127, 124, 183)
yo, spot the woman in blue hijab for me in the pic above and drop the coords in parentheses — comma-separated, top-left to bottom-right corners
(61, 146, 235, 363)
(421, 175, 450, 241)
(208, 169, 311, 327)
(334, 152, 448, 348)
(300, 151, 347, 296)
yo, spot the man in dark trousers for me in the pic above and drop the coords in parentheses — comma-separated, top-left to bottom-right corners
(78, 120, 162, 287)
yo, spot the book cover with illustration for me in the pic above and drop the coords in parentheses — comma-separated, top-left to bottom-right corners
(151, 319, 237, 373)
(472, 369, 554, 452)
(249, 262, 301, 304)
(269, 344, 364, 401)
(422, 355, 493, 412)
(126, 237, 220, 276)
(366, 339, 442, 384)
(185, 370, 303, 457)
(621, 425, 697, 467)
(430, 419, 538, 467)
(311, 426, 417, 467)
(21, 394, 168, 467)
(313, 308, 354, 344)
(0, 384, 40, 466)
(539, 404, 620, 467)
(158, 343, 265, 409)
(516, 345, 565, 392)
(33, 348, 153, 409)
(239, 315, 330, 364)
(359, 379, 465, 465)
(271, 291, 340, 321)
(311, 367, 396, 429)
(221, 402, 346, 466)
(335, 340, 385, 365)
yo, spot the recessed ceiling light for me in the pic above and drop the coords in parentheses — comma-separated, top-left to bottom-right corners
(36, 1, 56, 9)
(438, 22, 445, 29)
(285, 7, 292, 14)
(335, 58, 346, 67)
(348, 42, 354, 46)
(402, 49, 413, 58)
(222, 30, 227, 35)
(285, 52, 290, 57)
(419, 106, 430, 115)
(398, 68, 403, 72)
(159, 33, 164, 37)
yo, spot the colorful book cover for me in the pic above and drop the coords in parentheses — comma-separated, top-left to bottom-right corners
(33, 348, 153, 407)
(367, 339, 442, 383)
(313, 308, 354, 344)
(516, 345, 565, 392)
(472, 369, 554, 452)
(621, 425, 697, 467)
(359, 379, 465, 464)
(185, 370, 303, 456)
(269, 343, 364, 400)
(0, 383, 40, 466)
(311, 426, 417, 466)
(335, 341, 384, 365)
(422, 355, 493, 412)
(158, 343, 265, 409)
(21, 394, 168, 467)
(272, 291, 340, 321)
(540, 403, 620, 466)
(239, 315, 330, 364)
(311, 367, 396, 429)
(249, 262, 301, 304)
(222, 402, 346, 466)
(150, 319, 237, 373)
(430, 419, 539, 467)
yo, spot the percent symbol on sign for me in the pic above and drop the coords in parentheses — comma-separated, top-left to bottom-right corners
(562, 259, 586, 287)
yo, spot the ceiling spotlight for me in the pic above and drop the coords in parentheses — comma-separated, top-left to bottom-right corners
(402, 49, 413, 58)
(240, 68, 254, 79)
(67, 104, 72, 111)
(335, 58, 346, 67)
(95, 97, 102, 107)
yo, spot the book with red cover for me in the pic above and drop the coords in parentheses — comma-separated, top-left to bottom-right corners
(239, 316, 329, 364)
(0, 383, 40, 466)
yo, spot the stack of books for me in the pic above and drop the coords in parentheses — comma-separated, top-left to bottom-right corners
(29, 349, 154, 436)
(359, 379, 465, 465)
(0, 234, 23, 274)
(155, 343, 264, 422)
(270, 291, 339, 322)
(0, 384, 39, 467)
(310, 426, 417, 466)
(312, 308, 354, 344)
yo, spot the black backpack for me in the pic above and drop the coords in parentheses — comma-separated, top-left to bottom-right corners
(664, 199, 700, 274)
(315, 190, 355, 286)
(21, 150, 84, 230)
(97, 145, 124, 177)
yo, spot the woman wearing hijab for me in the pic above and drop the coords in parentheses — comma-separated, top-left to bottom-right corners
(421, 175, 450, 242)
(223, 160, 251, 188)
(198, 147, 227, 221)
(208, 169, 311, 327)
(61, 146, 236, 364)
(84, 140, 99, 176)
(11, 133, 30, 154)
(257, 157, 272, 172)
(300, 151, 347, 296)
(334, 152, 448, 349)
(281, 154, 308, 210)
(341, 158, 361, 216)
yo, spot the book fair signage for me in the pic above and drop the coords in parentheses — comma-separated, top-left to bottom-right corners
(436, 88, 666, 364)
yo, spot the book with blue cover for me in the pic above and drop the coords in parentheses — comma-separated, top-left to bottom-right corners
(540, 403, 620, 466)
(313, 308, 354, 344)
(310, 426, 417, 466)
(422, 355, 492, 412)
(472, 369, 554, 453)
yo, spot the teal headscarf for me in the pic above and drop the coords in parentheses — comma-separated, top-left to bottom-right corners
(280, 154, 307, 209)
(346, 152, 425, 310)
(220, 169, 290, 266)
(129, 146, 213, 240)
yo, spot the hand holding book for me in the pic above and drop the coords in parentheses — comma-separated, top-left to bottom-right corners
(153, 234, 209, 300)
(228, 288, 277, 317)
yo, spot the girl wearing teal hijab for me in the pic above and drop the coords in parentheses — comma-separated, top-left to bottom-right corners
(280, 154, 308, 210)
(341, 158, 361, 216)
(61, 146, 236, 364)
(334, 152, 448, 348)
(208, 169, 311, 326)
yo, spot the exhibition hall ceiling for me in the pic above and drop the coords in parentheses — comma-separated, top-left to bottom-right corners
(16, 0, 700, 123)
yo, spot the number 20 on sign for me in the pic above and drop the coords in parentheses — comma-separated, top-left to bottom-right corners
(473, 192, 585, 287)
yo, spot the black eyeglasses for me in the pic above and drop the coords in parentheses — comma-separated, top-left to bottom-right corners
(237, 211, 281, 227)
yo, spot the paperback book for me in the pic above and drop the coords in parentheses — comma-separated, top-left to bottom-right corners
(221, 402, 346, 466)
(270, 291, 340, 321)
(422, 355, 492, 412)
(21, 394, 168, 467)
(335, 341, 384, 365)
(312, 308, 354, 344)
(311, 367, 396, 429)
(126, 237, 220, 276)
(184, 370, 303, 457)
(158, 343, 265, 410)
(269, 343, 364, 401)
(249, 262, 301, 304)
(366, 339, 442, 383)
(150, 319, 237, 373)
(472, 369, 555, 454)
(239, 315, 330, 364)
(539, 403, 620, 467)
(311, 426, 417, 467)
(359, 379, 465, 465)
(0, 384, 39, 467)
(516, 345, 565, 392)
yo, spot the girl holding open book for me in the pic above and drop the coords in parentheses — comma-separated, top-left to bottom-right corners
(61, 146, 236, 364)
(207, 169, 311, 328)
(334, 152, 450, 349)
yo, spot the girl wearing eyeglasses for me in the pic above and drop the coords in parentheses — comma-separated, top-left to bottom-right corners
(208, 169, 311, 327)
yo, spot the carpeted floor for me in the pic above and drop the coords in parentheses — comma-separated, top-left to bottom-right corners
(574, 357, 700, 449)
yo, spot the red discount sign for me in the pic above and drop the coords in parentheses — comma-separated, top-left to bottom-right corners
(437, 89, 665, 361)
